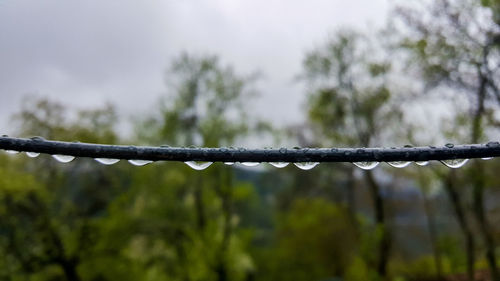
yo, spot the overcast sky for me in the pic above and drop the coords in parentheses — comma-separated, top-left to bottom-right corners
(0, 0, 388, 136)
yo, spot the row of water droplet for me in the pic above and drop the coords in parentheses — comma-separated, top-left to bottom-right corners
(2, 149, 494, 170)
(3, 150, 317, 170)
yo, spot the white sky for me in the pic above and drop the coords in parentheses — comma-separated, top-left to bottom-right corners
(0, 0, 389, 136)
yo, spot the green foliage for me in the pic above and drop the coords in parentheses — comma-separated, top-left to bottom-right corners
(14, 97, 118, 143)
(303, 29, 400, 147)
(0, 98, 126, 280)
(396, 0, 500, 119)
(396, 1, 500, 280)
(138, 53, 257, 147)
(91, 53, 261, 281)
(391, 255, 449, 280)
(0, 54, 269, 281)
(258, 198, 361, 281)
(2, 3, 500, 279)
(344, 257, 372, 281)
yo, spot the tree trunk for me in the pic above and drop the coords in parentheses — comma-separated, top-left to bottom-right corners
(471, 74, 499, 281)
(59, 260, 81, 281)
(443, 171, 475, 281)
(365, 170, 391, 278)
(215, 168, 233, 281)
(346, 166, 359, 233)
(472, 161, 499, 281)
(422, 189, 443, 277)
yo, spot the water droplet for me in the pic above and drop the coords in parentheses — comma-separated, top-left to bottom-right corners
(445, 143, 454, 148)
(486, 141, 500, 148)
(279, 147, 287, 153)
(353, 162, 380, 170)
(1, 134, 8, 137)
(224, 162, 235, 165)
(481, 157, 493, 160)
(26, 152, 40, 158)
(404, 144, 413, 148)
(440, 159, 469, 168)
(294, 162, 319, 170)
(185, 161, 212, 170)
(387, 161, 411, 168)
(128, 159, 153, 166)
(5, 150, 19, 154)
(241, 162, 260, 167)
(30, 136, 46, 141)
(415, 161, 429, 166)
(52, 155, 75, 163)
(95, 158, 120, 165)
(269, 162, 289, 168)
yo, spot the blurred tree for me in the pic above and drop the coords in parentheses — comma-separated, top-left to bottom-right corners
(302, 29, 401, 279)
(396, 0, 500, 279)
(0, 55, 264, 281)
(417, 169, 444, 278)
(0, 98, 124, 280)
(15, 97, 117, 143)
(124, 53, 260, 281)
(138, 53, 257, 147)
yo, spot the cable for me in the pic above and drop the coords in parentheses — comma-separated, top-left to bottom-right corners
(0, 136, 499, 165)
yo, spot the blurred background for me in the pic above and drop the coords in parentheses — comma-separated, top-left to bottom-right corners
(1, 0, 500, 280)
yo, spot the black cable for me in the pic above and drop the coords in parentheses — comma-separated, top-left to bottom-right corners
(0, 136, 499, 163)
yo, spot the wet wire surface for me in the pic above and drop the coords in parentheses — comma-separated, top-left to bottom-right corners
(0, 136, 499, 164)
